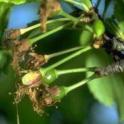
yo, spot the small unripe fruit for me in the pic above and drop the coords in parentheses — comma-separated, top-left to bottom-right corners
(43, 86, 67, 105)
(53, 86, 67, 100)
(79, 30, 93, 46)
(93, 19, 105, 38)
(22, 71, 41, 87)
(43, 69, 58, 84)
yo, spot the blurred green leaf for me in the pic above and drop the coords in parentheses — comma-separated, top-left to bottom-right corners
(0, 3, 12, 41)
(85, 49, 124, 120)
(105, 18, 124, 41)
(85, 49, 114, 105)
(114, 0, 124, 21)
(80, 0, 92, 9)
(0, 0, 25, 4)
(0, 0, 40, 4)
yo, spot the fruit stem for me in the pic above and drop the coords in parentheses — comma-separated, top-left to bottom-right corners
(66, 74, 95, 93)
(43, 46, 92, 73)
(20, 18, 70, 35)
(47, 46, 83, 60)
(28, 22, 72, 45)
(57, 67, 96, 75)
(60, 10, 78, 23)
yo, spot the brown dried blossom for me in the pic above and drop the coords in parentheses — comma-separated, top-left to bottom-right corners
(11, 40, 31, 74)
(4, 29, 21, 40)
(3, 39, 46, 75)
(40, 0, 61, 31)
(20, 52, 47, 70)
(15, 84, 61, 115)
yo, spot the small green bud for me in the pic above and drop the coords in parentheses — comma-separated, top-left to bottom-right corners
(93, 19, 105, 38)
(43, 69, 58, 84)
(79, 30, 93, 46)
(22, 71, 41, 87)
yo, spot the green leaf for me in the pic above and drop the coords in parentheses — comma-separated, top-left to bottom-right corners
(0, 0, 25, 4)
(85, 49, 124, 120)
(114, 0, 124, 21)
(0, 3, 12, 42)
(79, 0, 92, 9)
(0, 0, 40, 4)
(105, 18, 124, 41)
(65, 0, 92, 12)
(111, 73, 124, 121)
(85, 49, 114, 105)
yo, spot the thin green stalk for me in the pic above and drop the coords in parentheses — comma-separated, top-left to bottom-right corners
(47, 46, 83, 60)
(66, 74, 95, 93)
(20, 18, 70, 35)
(40, 66, 95, 84)
(43, 46, 92, 73)
(21, 11, 78, 36)
(28, 22, 72, 45)
(60, 10, 78, 23)
(57, 67, 95, 75)
(16, 104, 20, 124)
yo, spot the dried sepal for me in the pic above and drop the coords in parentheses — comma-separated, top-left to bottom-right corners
(20, 52, 47, 70)
(11, 40, 31, 74)
(4, 29, 21, 40)
(93, 38, 104, 49)
(14, 85, 28, 104)
(14, 84, 65, 115)
(80, 8, 95, 23)
(40, 0, 61, 31)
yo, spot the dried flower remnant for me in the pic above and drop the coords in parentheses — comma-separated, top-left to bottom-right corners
(11, 40, 31, 74)
(14, 71, 45, 114)
(40, 0, 61, 31)
(93, 38, 104, 49)
(29, 86, 65, 114)
(14, 85, 28, 103)
(4, 29, 21, 40)
(20, 52, 47, 70)
(42, 86, 65, 106)
(80, 9, 95, 23)
(14, 85, 44, 114)
(15, 75, 65, 114)
(27, 87, 44, 114)
(8, 39, 46, 75)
